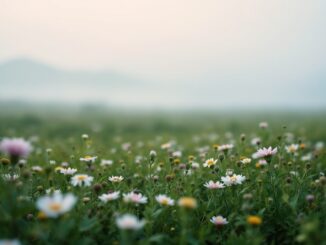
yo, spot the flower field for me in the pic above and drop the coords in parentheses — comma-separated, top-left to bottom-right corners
(0, 112, 325, 244)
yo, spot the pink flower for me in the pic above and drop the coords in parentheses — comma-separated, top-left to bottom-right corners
(0, 138, 33, 157)
(253, 147, 277, 159)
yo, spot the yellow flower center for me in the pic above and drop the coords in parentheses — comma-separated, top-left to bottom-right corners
(77, 175, 87, 181)
(207, 160, 215, 167)
(49, 203, 62, 212)
(161, 199, 169, 205)
(230, 175, 237, 182)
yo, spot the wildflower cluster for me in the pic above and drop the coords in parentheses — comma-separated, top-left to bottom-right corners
(0, 119, 325, 244)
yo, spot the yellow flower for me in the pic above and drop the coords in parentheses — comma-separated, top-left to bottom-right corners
(188, 155, 195, 161)
(178, 197, 197, 209)
(173, 159, 180, 165)
(37, 211, 47, 220)
(247, 215, 262, 225)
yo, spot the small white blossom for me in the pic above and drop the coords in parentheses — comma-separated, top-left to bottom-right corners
(251, 137, 261, 146)
(253, 147, 277, 159)
(155, 194, 175, 206)
(191, 162, 200, 169)
(259, 122, 268, 128)
(2, 174, 19, 181)
(60, 168, 77, 175)
(100, 159, 113, 167)
(241, 158, 252, 164)
(99, 191, 120, 202)
(109, 176, 124, 183)
(301, 153, 312, 161)
(218, 144, 234, 151)
(49, 160, 56, 165)
(32, 166, 43, 172)
(210, 215, 228, 226)
(116, 214, 145, 230)
(285, 144, 299, 153)
(123, 192, 147, 204)
(82, 134, 89, 139)
(80, 156, 97, 163)
(204, 180, 225, 189)
(221, 174, 246, 186)
(203, 158, 217, 168)
(172, 151, 182, 158)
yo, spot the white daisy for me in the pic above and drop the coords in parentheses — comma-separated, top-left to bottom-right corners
(285, 144, 299, 154)
(218, 144, 234, 152)
(32, 166, 43, 172)
(60, 167, 77, 175)
(204, 180, 225, 189)
(36, 192, 77, 218)
(252, 147, 277, 159)
(161, 142, 172, 150)
(109, 176, 124, 183)
(301, 153, 312, 162)
(155, 194, 175, 206)
(315, 142, 324, 150)
(221, 174, 246, 186)
(98, 191, 120, 202)
(240, 158, 252, 164)
(191, 162, 200, 169)
(203, 158, 217, 168)
(71, 174, 94, 187)
(123, 192, 147, 204)
(49, 160, 56, 165)
(121, 143, 131, 151)
(2, 174, 19, 181)
(79, 156, 97, 163)
(116, 214, 146, 230)
(259, 122, 268, 128)
(172, 151, 182, 158)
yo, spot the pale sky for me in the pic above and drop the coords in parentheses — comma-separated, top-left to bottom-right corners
(1, 0, 326, 109)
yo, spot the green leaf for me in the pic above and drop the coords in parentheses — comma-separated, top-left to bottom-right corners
(79, 216, 98, 232)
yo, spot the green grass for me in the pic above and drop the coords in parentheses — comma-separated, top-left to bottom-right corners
(0, 110, 325, 244)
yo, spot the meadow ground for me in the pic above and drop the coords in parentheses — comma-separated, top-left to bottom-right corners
(0, 109, 325, 245)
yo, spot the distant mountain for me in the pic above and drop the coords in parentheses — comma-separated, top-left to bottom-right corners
(0, 58, 148, 105)
(0, 58, 141, 89)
